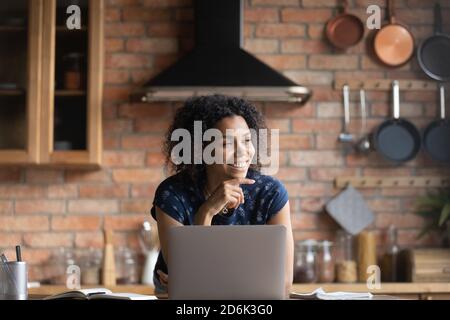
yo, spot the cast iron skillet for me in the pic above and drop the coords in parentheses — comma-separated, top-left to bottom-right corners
(423, 85, 450, 163)
(417, 3, 450, 82)
(373, 81, 421, 163)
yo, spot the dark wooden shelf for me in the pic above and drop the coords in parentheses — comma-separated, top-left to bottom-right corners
(0, 26, 26, 32)
(0, 89, 24, 96)
(55, 90, 86, 96)
(56, 26, 87, 32)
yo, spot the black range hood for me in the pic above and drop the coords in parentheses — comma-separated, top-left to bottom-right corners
(132, 0, 312, 104)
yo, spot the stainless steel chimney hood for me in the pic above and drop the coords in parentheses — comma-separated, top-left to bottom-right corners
(131, 0, 312, 104)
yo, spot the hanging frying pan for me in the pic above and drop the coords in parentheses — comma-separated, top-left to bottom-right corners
(373, 0, 415, 67)
(373, 81, 421, 163)
(417, 3, 450, 82)
(423, 85, 450, 163)
(326, 0, 364, 49)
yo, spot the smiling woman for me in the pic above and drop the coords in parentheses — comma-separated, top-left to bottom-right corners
(149, 94, 294, 295)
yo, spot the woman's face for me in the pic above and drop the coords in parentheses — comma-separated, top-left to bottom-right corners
(208, 116, 255, 179)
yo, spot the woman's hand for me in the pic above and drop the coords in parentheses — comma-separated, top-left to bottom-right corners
(197, 178, 255, 221)
(157, 270, 169, 288)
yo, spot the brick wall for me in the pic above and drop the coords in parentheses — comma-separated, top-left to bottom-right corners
(1, 0, 450, 281)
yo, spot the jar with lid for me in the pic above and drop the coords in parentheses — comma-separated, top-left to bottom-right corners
(43, 248, 77, 285)
(294, 240, 318, 283)
(79, 248, 102, 285)
(317, 241, 335, 283)
(335, 230, 357, 283)
(62, 53, 84, 90)
(115, 247, 138, 285)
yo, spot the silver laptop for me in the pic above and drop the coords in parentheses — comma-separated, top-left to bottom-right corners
(168, 225, 286, 300)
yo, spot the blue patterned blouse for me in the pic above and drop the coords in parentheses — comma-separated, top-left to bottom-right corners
(150, 169, 289, 285)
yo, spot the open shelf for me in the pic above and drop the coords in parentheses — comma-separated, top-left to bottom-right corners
(0, 89, 24, 96)
(56, 26, 87, 32)
(0, 26, 26, 32)
(55, 90, 86, 97)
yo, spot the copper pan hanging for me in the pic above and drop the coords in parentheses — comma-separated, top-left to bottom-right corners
(373, 0, 415, 67)
(326, 0, 364, 49)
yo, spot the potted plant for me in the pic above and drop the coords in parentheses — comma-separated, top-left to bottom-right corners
(415, 189, 450, 247)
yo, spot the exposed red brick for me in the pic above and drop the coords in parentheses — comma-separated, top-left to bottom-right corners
(79, 185, 130, 199)
(0, 200, 13, 215)
(68, 200, 119, 214)
(122, 8, 171, 21)
(281, 8, 332, 22)
(244, 8, 279, 22)
(15, 200, 65, 215)
(243, 39, 279, 53)
(105, 38, 125, 52)
(120, 200, 153, 213)
(112, 169, 165, 183)
(75, 232, 105, 248)
(104, 214, 147, 231)
(65, 170, 111, 183)
(0, 186, 47, 199)
(0, 234, 22, 246)
(0, 168, 21, 183)
(0, 216, 49, 231)
(126, 38, 178, 53)
(256, 23, 305, 38)
(52, 216, 101, 231)
(23, 233, 73, 248)
(103, 151, 145, 167)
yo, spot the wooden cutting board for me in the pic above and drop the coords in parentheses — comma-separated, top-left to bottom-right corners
(399, 249, 450, 282)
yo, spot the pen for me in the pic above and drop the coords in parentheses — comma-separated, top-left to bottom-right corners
(15, 246, 22, 262)
(1, 253, 18, 290)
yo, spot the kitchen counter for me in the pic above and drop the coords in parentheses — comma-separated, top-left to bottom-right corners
(29, 283, 450, 300)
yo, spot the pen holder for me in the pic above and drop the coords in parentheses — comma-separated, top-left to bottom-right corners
(0, 261, 28, 300)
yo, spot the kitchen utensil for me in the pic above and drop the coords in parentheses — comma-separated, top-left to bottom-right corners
(417, 3, 450, 82)
(356, 89, 371, 154)
(357, 231, 377, 282)
(102, 229, 116, 286)
(325, 185, 374, 235)
(398, 248, 450, 282)
(325, 0, 364, 49)
(423, 84, 450, 163)
(139, 221, 159, 286)
(373, 80, 421, 163)
(338, 85, 354, 153)
(373, 0, 415, 67)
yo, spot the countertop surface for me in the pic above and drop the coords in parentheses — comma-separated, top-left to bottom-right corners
(28, 282, 450, 296)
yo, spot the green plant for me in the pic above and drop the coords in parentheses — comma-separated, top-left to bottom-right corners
(415, 189, 450, 244)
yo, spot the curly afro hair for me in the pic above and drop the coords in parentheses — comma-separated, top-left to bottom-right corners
(163, 94, 267, 184)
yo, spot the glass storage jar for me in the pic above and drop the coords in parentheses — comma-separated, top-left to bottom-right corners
(317, 241, 335, 283)
(335, 230, 357, 283)
(115, 247, 138, 285)
(294, 240, 318, 283)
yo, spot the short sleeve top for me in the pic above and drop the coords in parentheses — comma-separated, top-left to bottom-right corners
(150, 169, 289, 278)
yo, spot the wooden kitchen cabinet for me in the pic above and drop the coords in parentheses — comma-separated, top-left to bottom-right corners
(0, 0, 42, 164)
(0, 0, 103, 166)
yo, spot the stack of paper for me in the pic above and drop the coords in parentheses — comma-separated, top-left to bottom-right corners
(290, 288, 373, 300)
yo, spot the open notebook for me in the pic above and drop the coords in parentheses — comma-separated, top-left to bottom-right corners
(290, 288, 373, 300)
(43, 288, 158, 300)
